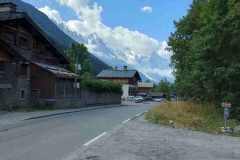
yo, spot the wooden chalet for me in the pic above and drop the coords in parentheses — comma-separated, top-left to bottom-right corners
(96, 66, 142, 99)
(137, 81, 154, 94)
(0, 2, 81, 109)
(151, 92, 166, 99)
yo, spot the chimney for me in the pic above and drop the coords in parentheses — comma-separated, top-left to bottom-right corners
(0, 2, 17, 13)
(115, 66, 118, 70)
(124, 66, 127, 71)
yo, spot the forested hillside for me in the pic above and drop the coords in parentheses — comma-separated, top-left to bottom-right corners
(168, 0, 240, 119)
(5, 0, 112, 75)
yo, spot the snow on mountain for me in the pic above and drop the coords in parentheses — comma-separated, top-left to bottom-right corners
(85, 32, 117, 59)
(115, 47, 140, 65)
(56, 21, 173, 83)
(57, 22, 87, 44)
(149, 51, 170, 70)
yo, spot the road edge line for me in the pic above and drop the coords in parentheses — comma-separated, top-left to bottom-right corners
(83, 132, 107, 146)
(122, 118, 132, 124)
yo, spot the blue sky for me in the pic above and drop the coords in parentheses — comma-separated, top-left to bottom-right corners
(24, 0, 192, 42)
(22, 0, 193, 80)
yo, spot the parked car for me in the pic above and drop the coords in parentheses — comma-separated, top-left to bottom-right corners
(135, 96, 145, 103)
(127, 96, 135, 101)
(153, 98, 166, 102)
(144, 96, 152, 101)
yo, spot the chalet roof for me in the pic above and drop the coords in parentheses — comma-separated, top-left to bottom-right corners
(0, 2, 17, 7)
(151, 92, 166, 97)
(0, 12, 69, 64)
(138, 82, 154, 88)
(33, 62, 81, 79)
(137, 92, 148, 96)
(96, 69, 141, 79)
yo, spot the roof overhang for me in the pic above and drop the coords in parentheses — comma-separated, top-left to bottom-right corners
(0, 12, 69, 64)
(32, 61, 81, 79)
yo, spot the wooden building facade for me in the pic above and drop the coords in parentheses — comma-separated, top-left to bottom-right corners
(137, 82, 154, 94)
(0, 2, 81, 109)
(96, 66, 142, 99)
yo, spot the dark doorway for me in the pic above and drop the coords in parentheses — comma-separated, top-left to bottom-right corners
(30, 90, 39, 107)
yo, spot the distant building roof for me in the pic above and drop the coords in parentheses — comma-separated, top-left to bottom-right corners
(96, 69, 141, 79)
(137, 92, 148, 96)
(33, 62, 81, 79)
(151, 93, 166, 97)
(138, 82, 154, 88)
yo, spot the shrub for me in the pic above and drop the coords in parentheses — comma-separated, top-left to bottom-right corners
(82, 78, 122, 94)
(146, 102, 240, 135)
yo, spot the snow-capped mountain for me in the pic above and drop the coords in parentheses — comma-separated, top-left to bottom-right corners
(56, 21, 173, 83)
(57, 22, 87, 44)
(85, 32, 117, 59)
(149, 52, 170, 70)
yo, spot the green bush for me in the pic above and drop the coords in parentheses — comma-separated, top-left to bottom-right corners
(82, 79, 122, 94)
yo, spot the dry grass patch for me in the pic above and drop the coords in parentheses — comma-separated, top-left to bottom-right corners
(146, 101, 240, 136)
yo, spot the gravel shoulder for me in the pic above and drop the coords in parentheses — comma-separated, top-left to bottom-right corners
(76, 114, 240, 160)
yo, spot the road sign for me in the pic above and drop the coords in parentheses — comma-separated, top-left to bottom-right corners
(224, 108, 230, 119)
(73, 83, 80, 89)
(222, 102, 231, 108)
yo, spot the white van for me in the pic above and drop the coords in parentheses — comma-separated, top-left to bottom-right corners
(127, 96, 135, 101)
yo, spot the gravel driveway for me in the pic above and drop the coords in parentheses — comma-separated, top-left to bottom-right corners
(76, 114, 240, 160)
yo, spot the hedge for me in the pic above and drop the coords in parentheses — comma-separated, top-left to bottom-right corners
(81, 79, 123, 94)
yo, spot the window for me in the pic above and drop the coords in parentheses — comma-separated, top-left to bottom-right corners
(20, 37, 29, 48)
(4, 32, 15, 44)
(21, 64, 28, 76)
(20, 89, 26, 100)
(33, 42, 41, 51)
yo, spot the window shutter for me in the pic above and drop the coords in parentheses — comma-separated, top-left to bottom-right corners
(16, 63, 21, 76)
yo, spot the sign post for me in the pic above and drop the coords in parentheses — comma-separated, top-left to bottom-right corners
(222, 102, 231, 132)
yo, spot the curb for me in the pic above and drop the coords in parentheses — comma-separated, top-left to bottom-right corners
(124, 110, 148, 123)
(20, 104, 130, 121)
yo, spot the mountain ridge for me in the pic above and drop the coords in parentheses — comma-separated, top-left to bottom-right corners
(55, 21, 172, 83)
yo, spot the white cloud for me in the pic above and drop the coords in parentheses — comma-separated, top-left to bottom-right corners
(157, 41, 172, 59)
(55, 0, 103, 23)
(41, 2, 171, 58)
(39, 6, 63, 24)
(139, 68, 174, 78)
(66, 21, 169, 56)
(141, 6, 153, 13)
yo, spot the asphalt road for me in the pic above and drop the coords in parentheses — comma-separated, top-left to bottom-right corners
(0, 102, 156, 160)
(77, 115, 240, 160)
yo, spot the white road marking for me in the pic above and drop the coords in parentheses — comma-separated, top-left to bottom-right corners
(122, 118, 131, 124)
(84, 132, 107, 146)
(136, 113, 141, 117)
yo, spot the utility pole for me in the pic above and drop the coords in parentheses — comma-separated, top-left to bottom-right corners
(74, 54, 78, 108)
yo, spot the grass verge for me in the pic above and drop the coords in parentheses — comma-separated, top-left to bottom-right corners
(145, 101, 240, 137)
